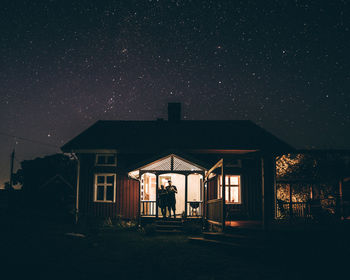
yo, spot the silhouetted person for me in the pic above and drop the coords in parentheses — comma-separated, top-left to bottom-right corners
(158, 185, 167, 218)
(166, 180, 177, 218)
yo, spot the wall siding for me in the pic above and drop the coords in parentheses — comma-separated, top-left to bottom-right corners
(77, 153, 262, 221)
(205, 158, 262, 221)
(78, 154, 139, 220)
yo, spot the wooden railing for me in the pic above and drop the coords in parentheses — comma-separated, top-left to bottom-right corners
(276, 201, 312, 219)
(140, 201, 156, 216)
(186, 201, 203, 217)
(206, 199, 223, 224)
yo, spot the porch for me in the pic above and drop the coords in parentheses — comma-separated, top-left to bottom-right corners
(128, 154, 206, 219)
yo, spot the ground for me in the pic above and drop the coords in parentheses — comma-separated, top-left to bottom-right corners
(0, 211, 349, 280)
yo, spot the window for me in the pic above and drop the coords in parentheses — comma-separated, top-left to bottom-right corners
(218, 175, 241, 204)
(95, 154, 116, 166)
(94, 174, 116, 203)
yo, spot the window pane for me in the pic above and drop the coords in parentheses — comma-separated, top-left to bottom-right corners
(106, 176, 114, 184)
(106, 186, 114, 201)
(232, 186, 239, 203)
(97, 176, 105, 184)
(97, 186, 104, 201)
(218, 186, 222, 199)
(230, 176, 239, 186)
(106, 156, 115, 164)
(229, 186, 234, 202)
(225, 176, 229, 185)
(97, 156, 105, 164)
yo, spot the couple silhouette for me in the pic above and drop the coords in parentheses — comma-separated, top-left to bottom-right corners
(158, 180, 178, 218)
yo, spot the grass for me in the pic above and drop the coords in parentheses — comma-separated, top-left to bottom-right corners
(0, 212, 349, 279)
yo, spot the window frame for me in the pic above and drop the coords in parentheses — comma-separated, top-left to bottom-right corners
(94, 173, 116, 203)
(95, 154, 117, 166)
(218, 175, 242, 204)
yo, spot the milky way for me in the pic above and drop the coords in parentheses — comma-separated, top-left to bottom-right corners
(0, 0, 349, 186)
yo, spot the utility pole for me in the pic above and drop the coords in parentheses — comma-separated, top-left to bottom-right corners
(9, 149, 15, 190)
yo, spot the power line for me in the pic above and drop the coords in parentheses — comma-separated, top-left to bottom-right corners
(0, 132, 60, 149)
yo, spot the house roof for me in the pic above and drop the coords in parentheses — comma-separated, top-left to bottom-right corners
(61, 120, 293, 153)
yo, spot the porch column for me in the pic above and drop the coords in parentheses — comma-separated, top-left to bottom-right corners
(185, 174, 188, 217)
(75, 154, 80, 224)
(222, 160, 226, 231)
(156, 174, 159, 218)
(289, 184, 293, 219)
(261, 155, 275, 230)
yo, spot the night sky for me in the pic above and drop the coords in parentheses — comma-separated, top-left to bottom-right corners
(0, 0, 349, 186)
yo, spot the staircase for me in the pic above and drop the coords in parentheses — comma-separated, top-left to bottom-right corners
(155, 219, 184, 234)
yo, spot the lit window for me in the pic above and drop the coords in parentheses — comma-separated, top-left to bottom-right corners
(95, 154, 116, 166)
(218, 175, 241, 204)
(94, 174, 116, 203)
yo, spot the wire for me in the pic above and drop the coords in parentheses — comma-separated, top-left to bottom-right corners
(0, 132, 60, 149)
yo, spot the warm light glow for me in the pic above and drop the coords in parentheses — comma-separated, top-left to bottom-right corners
(218, 175, 241, 204)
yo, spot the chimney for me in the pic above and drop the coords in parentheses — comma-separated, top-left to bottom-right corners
(168, 102, 181, 121)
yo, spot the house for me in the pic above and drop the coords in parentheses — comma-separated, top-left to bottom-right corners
(61, 103, 293, 229)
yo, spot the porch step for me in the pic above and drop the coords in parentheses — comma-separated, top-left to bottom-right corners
(155, 219, 183, 226)
(155, 219, 184, 234)
(155, 224, 183, 230)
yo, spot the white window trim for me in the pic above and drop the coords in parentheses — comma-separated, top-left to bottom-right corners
(218, 175, 242, 204)
(94, 173, 116, 203)
(95, 154, 117, 166)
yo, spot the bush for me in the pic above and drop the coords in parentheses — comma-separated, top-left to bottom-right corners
(115, 219, 138, 231)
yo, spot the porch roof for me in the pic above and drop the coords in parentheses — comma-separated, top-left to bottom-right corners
(128, 153, 207, 179)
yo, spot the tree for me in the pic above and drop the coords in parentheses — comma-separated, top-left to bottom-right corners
(16, 153, 77, 209)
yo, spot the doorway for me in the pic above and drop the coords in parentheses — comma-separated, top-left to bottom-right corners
(158, 173, 185, 217)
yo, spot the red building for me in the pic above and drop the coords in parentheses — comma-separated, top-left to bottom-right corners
(61, 103, 292, 229)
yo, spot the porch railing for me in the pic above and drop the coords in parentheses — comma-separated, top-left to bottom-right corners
(206, 199, 223, 224)
(140, 201, 156, 216)
(186, 201, 203, 217)
(276, 201, 311, 219)
(276, 199, 337, 219)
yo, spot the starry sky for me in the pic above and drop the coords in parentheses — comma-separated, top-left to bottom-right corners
(0, 0, 349, 186)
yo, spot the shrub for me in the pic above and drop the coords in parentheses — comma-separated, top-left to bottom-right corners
(116, 219, 138, 231)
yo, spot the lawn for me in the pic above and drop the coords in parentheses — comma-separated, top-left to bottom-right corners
(0, 213, 349, 280)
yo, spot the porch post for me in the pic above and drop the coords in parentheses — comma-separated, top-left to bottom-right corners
(75, 154, 80, 224)
(185, 174, 188, 217)
(205, 179, 209, 220)
(261, 155, 275, 230)
(289, 183, 293, 220)
(156, 173, 159, 218)
(222, 159, 226, 231)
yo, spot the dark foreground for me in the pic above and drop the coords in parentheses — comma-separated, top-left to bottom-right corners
(0, 213, 349, 280)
